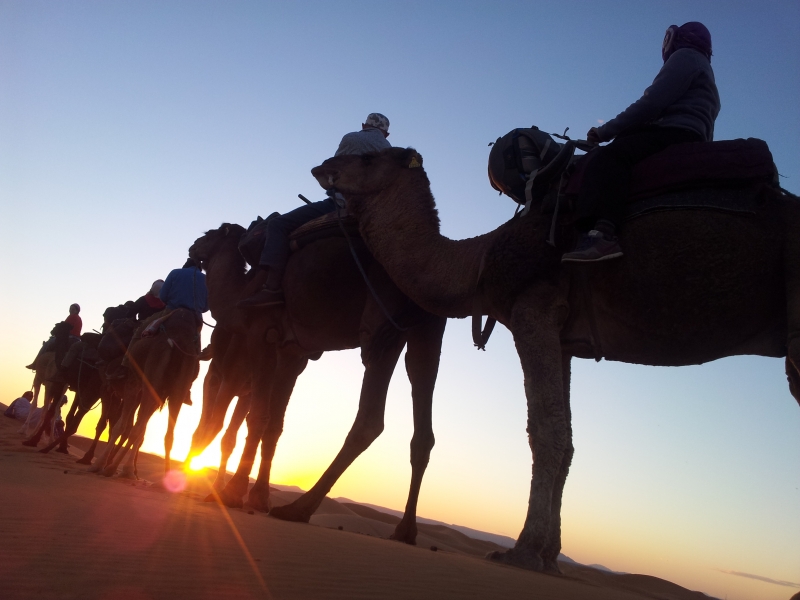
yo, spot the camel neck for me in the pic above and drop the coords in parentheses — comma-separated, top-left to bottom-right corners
(350, 174, 496, 318)
(205, 243, 248, 324)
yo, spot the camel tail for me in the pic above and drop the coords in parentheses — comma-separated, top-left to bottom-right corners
(782, 189, 800, 406)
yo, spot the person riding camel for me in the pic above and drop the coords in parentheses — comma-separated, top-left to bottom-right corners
(133, 279, 166, 321)
(239, 112, 392, 308)
(561, 22, 720, 263)
(159, 259, 209, 322)
(26, 303, 82, 369)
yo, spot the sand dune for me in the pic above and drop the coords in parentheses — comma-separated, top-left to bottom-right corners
(0, 410, 716, 600)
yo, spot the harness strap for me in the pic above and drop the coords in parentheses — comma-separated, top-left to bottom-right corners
(471, 252, 496, 350)
(334, 202, 407, 332)
(522, 168, 539, 216)
(576, 268, 604, 362)
(472, 296, 497, 351)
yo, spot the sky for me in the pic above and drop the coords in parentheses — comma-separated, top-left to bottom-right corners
(1, 2, 798, 599)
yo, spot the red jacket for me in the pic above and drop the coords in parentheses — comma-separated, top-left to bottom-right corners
(65, 313, 82, 337)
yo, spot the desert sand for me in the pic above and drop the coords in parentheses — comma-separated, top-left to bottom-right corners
(0, 408, 715, 600)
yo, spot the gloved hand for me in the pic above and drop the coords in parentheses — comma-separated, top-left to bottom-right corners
(586, 127, 602, 145)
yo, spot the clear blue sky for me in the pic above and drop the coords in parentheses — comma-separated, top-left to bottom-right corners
(1, 2, 798, 599)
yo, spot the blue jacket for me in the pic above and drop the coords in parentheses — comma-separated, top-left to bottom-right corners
(159, 267, 209, 315)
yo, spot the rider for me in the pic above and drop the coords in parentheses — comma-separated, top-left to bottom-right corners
(26, 303, 82, 369)
(239, 113, 392, 308)
(133, 279, 166, 321)
(562, 22, 720, 263)
(159, 259, 209, 322)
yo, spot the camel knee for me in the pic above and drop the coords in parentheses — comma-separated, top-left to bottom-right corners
(410, 431, 435, 465)
(345, 419, 384, 452)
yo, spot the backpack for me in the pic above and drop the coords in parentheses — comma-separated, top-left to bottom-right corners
(238, 213, 280, 268)
(488, 127, 562, 205)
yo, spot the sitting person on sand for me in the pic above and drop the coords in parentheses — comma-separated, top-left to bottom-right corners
(4, 391, 34, 422)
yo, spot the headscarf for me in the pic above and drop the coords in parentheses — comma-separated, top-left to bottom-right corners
(149, 279, 164, 296)
(662, 22, 712, 63)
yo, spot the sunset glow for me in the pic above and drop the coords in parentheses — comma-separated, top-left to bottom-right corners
(1, 3, 798, 600)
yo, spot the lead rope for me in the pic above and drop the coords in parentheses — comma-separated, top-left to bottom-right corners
(333, 193, 407, 332)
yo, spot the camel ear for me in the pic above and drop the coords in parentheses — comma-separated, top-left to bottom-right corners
(224, 225, 230, 236)
(401, 148, 423, 169)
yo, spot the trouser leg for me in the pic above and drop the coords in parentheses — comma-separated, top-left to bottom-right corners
(257, 198, 337, 290)
(577, 126, 702, 229)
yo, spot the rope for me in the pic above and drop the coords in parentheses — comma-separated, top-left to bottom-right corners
(334, 203, 408, 332)
(167, 337, 200, 358)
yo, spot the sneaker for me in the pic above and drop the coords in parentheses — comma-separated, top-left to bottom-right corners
(237, 288, 285, 308)
(561, 230, 623, 263)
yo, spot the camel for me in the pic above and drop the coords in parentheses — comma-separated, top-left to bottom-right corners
(88, 309, 200, 478)
(36, 334, 106, 455)
(187, 326, 252, 491)
(21, 322, 74, 445)
(188, 224, 446, 544)
(73, 317, 138, 465)
(309, 146, 800, 573)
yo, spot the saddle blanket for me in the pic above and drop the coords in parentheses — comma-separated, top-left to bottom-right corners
(565, 137, 776, 202)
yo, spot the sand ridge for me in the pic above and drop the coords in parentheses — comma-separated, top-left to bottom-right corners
(0, 410, 716, 600)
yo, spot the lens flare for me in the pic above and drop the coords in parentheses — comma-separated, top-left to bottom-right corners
(162, 469, 187, 493)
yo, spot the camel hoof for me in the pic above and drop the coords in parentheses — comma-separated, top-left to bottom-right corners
(21, 439, 38, 447)
(38, 447, 52, 454)
(389, 522, 418, 545)
(214, 486, 244, 508)
(55, 446, 69, 454)
(245, 487, 271, 513)
(101, 466, 117, 478)
(269, 502, 312, 523)
(486, 548, 544, 572)
(75, 455, 93, 465)
(118, 467, 136, 480)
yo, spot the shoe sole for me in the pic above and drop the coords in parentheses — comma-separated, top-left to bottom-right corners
(561, 251, 624, 264)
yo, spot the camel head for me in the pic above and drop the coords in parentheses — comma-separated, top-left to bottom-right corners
(189, 223, 246, 271)
(311, 147, 426, 197)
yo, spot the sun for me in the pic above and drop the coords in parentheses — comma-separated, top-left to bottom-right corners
(186, 455, 205, 472)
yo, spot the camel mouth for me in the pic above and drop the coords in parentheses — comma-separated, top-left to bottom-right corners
(311, 165, 337, 190)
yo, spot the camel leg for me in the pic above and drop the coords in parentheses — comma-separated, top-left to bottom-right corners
(89, 389, 139, 473)
(40, 403, 89, 454)
(189, 376, 240, 460)
(390, 315, 446, 545)
(488, 290, 571, 573)
(48, 399, 81, 454)
(112, 400, 159, 479)
(247, 356, 308, 512)
(77, 395, 115, 464)
(188, 362, 222, 459)
(215, 341, 277, 508)
(212, 394, 250, 492)
(22, 384, 65, 447)
(270, 337, 406, 523)
(164, 396, 183, 474)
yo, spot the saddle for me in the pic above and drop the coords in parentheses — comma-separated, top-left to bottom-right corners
(288, 209, 360, 252)
(564, 137, 777, 204)
(239, 210, 361, 268)
(550, 138, 777, 220)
